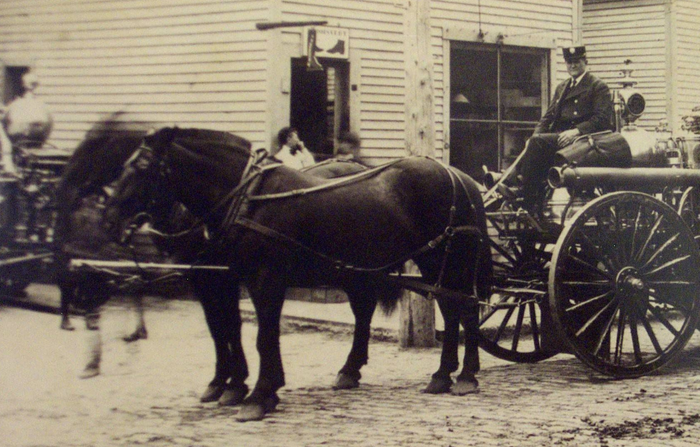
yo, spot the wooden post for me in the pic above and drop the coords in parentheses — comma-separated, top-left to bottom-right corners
(400, 0, 436, 348)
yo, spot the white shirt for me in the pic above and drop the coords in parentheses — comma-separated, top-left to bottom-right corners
(275, 145, 316, 170)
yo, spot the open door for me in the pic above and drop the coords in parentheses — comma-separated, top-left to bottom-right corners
(290, 58, 349, 158)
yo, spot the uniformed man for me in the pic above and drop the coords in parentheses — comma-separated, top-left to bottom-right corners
(514, 45, 613, 212)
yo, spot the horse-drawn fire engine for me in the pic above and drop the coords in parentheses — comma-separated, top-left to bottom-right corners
(479, 61, 700, 378)
(6, 58, 700, 390)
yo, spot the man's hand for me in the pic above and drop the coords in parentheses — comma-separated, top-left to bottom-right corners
(557, 128, 581, 147)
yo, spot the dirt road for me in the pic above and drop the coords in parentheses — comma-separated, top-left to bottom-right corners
(3, 296, 700, 447)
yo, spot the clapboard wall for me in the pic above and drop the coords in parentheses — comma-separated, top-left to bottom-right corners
(0, 0, 581, 160)
(582, 0, 700, 133)
(674, 0, 700, 133)
(0, 0, 270, 151)
(277, 0, 577, 163)
(432, 0, 577, 162)
(277, 0, 406, 163)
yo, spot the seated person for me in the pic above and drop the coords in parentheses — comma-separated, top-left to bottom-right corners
(336, 131, 367, 165)
(510, 46, 613, 213)
(273, 126, 316, 169)
(0, 116, 17, 175)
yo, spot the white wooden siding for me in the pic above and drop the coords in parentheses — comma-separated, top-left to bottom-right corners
(0, 0, 586, 163)
(277, 0, 575, 164)
(675, 0, 700, 135)
(582, 0, 669, 132)
(432, 0, 575, 164)
(280, 0, 405, 165)
(0, 0, 270, 151)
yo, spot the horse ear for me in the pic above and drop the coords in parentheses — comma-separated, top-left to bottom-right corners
(144, 126, 179, 149)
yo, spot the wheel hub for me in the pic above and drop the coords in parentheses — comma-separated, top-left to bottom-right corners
(616, 266, 647, 304)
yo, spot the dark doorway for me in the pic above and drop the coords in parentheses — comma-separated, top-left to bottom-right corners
(290, 58, 349, 159)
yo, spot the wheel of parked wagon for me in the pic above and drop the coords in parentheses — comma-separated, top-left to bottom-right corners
(0, 257, 40, 296)
(549, 191, 700, 378)
(678, 186, 700, 246)
(479, 234, 557, 363)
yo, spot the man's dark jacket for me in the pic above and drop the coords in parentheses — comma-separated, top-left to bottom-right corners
(534, 71, 613, 135)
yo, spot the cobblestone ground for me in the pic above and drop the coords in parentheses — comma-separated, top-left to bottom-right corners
(3, 297, 700, 447)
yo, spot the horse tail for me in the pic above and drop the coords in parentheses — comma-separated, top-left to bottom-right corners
(376, 268, 405, 316)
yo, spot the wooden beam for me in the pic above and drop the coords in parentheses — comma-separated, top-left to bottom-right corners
(400, 0, 436, 348)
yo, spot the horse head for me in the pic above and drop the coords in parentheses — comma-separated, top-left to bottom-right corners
(102, 126, 257, 243)
(101, 127, 178, 242)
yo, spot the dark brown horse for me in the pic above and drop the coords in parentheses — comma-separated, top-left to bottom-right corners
(103, 127, 492, 422)
(54, 117, 250, 400)
(55, 113, 158, 333)
(55, 122, 371, 394)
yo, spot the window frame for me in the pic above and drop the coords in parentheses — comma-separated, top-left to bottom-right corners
(448, 41, 551, 174)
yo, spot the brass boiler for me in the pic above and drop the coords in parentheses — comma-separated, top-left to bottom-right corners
(3, 94, 54, 147)
(549, 129, 692, 189)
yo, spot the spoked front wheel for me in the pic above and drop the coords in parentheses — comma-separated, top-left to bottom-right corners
(550, 192, 700, 378)
(479, 237, 556, 363)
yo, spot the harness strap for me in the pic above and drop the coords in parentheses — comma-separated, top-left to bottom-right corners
(234, 216, 481, 275)
(300, 158, 366, 172)
(248, 159, 403, 201)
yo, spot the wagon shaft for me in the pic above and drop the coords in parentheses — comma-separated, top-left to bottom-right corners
(0, 251, 52, 268)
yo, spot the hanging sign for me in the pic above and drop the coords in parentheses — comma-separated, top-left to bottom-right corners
(302, 26, 349, 59)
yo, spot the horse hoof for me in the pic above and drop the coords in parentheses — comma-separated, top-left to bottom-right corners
(332, 372, 359, 390)
(264, 394, 280, 413)
(422, 376, 452, 394)
(218, 388, 247, 406)
(236, 403, 266, 422)
(80, 367, 100, 379)
(451, 380, 479, 396)
(123, 329, 148, 343)
(60, 320, 75, 331)
(200, 385, 225, 403)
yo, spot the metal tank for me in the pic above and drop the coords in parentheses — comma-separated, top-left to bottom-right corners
(2, 72, 53, 147)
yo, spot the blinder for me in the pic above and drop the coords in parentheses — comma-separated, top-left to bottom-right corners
(111, 140, 175, 244)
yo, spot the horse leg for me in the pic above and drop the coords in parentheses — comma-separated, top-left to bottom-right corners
(237, 280, 285, 422)
(216, 288, 249, 407)
(123, 293, 148, 342)
(78, 277, 112, 379)
(195, 273, 248, 406)
(423, 297, 459, 394)
(80, 290, 103, 379)
(58, 281, 76, 331)
(452, 305, 480, 395)
(333, 287, 376, 390)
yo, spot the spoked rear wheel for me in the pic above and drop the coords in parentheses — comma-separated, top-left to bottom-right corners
(550, 192, 700, 378)
(678, 186, 700, 246)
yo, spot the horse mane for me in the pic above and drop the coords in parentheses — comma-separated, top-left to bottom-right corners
(151, 127, 252, 157)
(169, 127, 252, 151)
(59, 112, 157, 197)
